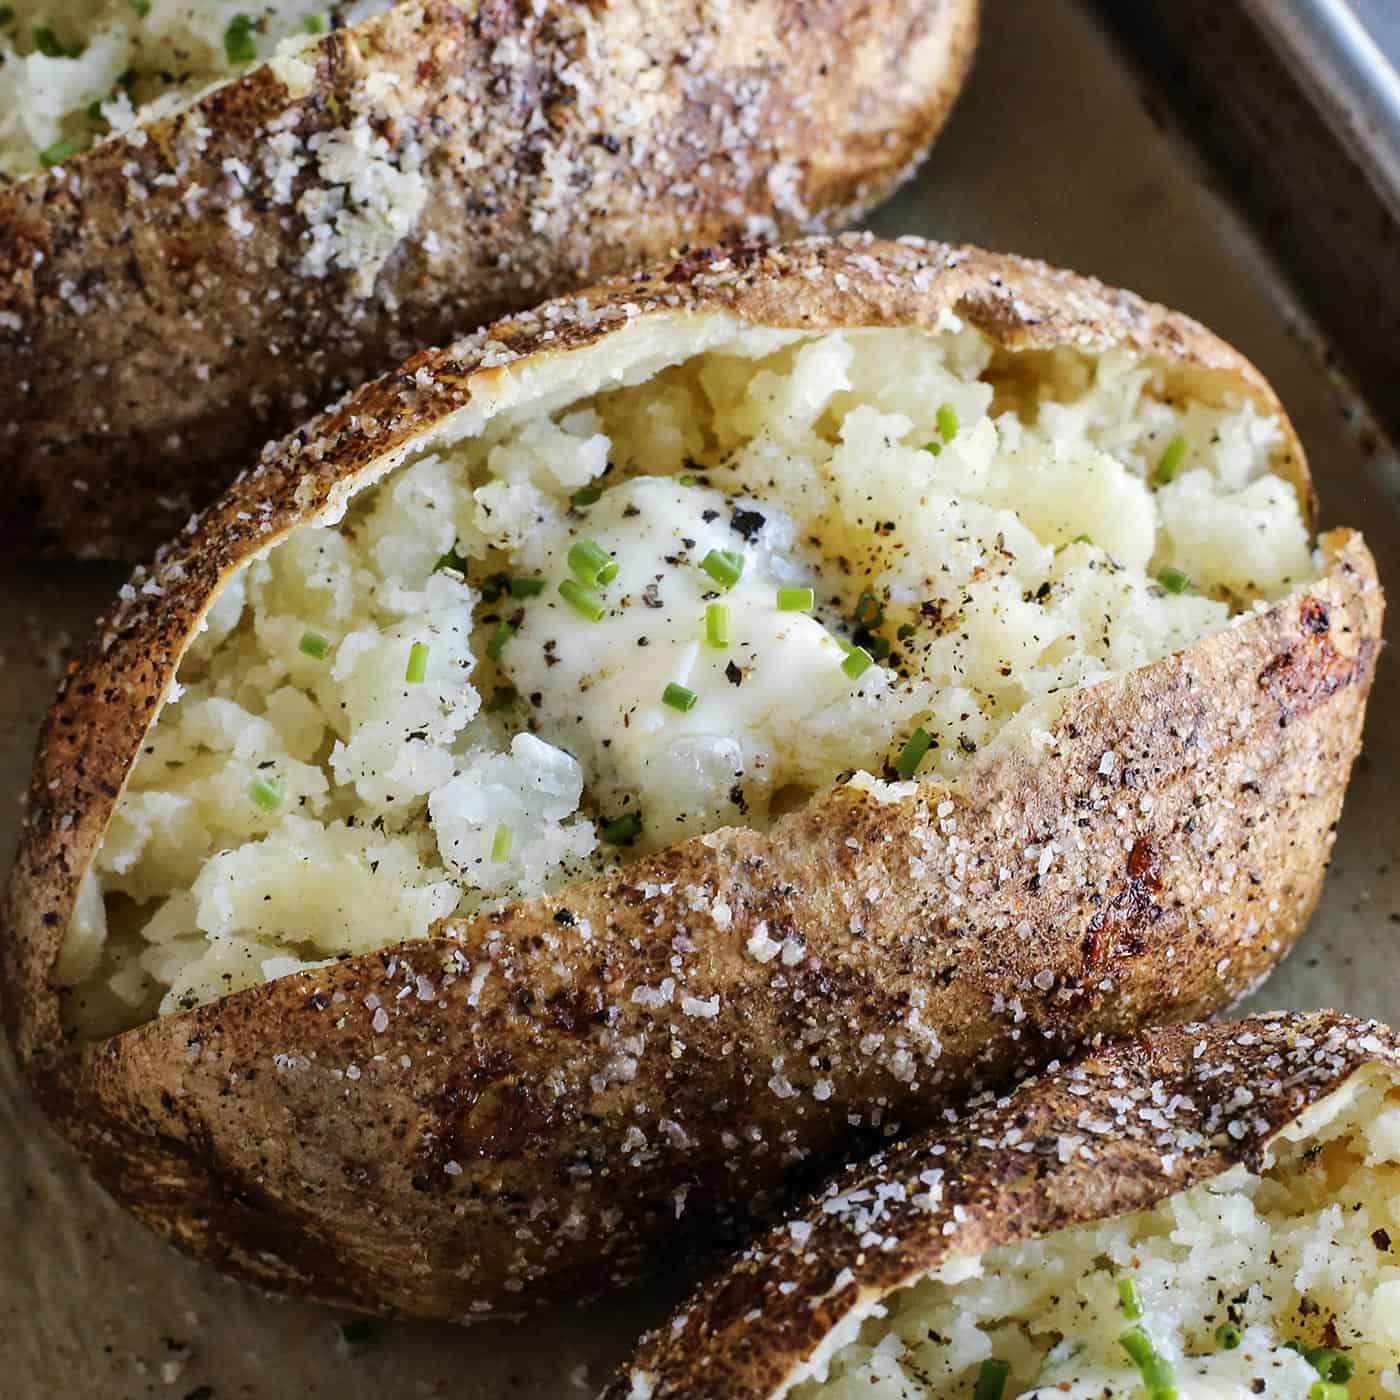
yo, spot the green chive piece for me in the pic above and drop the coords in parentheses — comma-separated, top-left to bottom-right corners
(973, 1358, 1010, 1400)
(33, 26, 69, 57)
(865, 634, 892, 660)
(487, 684, 516, 712)
(128, 0, 151, 15)
(897, 622, 917, 640)
(509, 576, 546, 598)
(840, 644, 874, 680)
(303, 11, 327, 33)
(490, 824, 512, 862)
(701, 548, 744, 589)
(1117, 1277, 1143, 1320)
(678, 474, 697, 487)
(568, 538, 618, 589)
(298, 630, 332, 660)
(1120, 1326, 1178, 1400)
(777, 586, 815, 613)
(1215, 1322, 1241, 1350)
(705, 602, 730, 648)
(1055, 533, 1094, 554)
(895, 727, 932, 780)
(249, 774, 285, 813)
(1157, 565, 1192, 595)
(1306, 1349, 1354, 1383)
(662, 682, 698, 713)
(38, 138, 81, 168)
(559, 578, 606, 621)
(435, 546, 469, 575)
(936, 403, 960, 442)
(479, 572, 510, 603)
(224, 14, 258, 65)
(853, 591, 884, 629)
(0, 7, 14, 26)
(486, 621, 516, 663)
(602, 812, 643, 846)
(570, 484, 602, 508)
(923, 440, 943, 457)
(1309, 1384, 1348, 1400)
(405, 641, 429, 683)
(1154, 434, 1188, 485)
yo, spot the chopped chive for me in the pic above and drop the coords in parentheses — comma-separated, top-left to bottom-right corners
(509, 576, 546, 598)
(936, 403, 960, 442)
(38, 139, 81, 168)
(128, 0, 151, 15)
(1154, 434, 1188, 485)
(223, 13, 258, 65)
(86, 99, 108, 125)
(923, 440, 943, 457)
(678, 474, 697, 487)
(853, 591, 884, 629)
(1215, 1322, 1241, 1350)
(33, 25, 79, 57)
(1120, 1326, 1178, 1400)
(1055, 533, 1094, 555)
(777, 585, 815, 613)
(602, 812, 643, 846)
(974, 1358, 1010, 1400)
(568, 538, 618, 589)
(701, 548, 743, 589)
(486, 621, 516, 663)
(559, 578, 606, 621)
(840, 644, 874, 680)
(897, 622, 917, 640)
(1309, 1384, 1348, 1400)
(1118, 1278, 1143, 1320)
(0, 7, 14, 26)
(662, 682, 698, 713)
(479, 571, 510, 603)
(895, 727, 932, 780)
(435, 546, 470, 575)
(303, 11, 327, 32)
(865, 634, 892, 660)
(487, 684, 516, 712)
(705, 602, 730, 648)
(249, 774, 285, 813)
(490, 824, 512, 862)
(298, 630, 332, 659)
(405, 641, 429, 683)
(570, 484, 602, 508)
(1157, 565, 1192, 595)
(1306, 1349, 1354, 1383)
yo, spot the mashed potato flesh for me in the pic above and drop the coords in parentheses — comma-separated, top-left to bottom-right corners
(797, 1077, 1400, 1398)
(63, 324, 1317, 1031)
(0, 0, 387, 177)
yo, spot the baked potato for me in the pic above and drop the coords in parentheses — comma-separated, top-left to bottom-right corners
(0, 0, 979, 560)
(605, 1011, 1400, 1400)
(1, 236, 1382, 1321)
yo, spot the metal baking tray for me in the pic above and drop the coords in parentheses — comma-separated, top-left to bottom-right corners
(3, 0, 1397, 1394)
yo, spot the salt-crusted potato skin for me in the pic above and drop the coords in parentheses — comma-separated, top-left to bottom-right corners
(0, 0, 979, 561)
(1, 237, 1382, 1320)
(603, 1012, 1400, 1400)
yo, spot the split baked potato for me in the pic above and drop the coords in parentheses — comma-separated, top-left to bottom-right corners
(1, 236, 1382, 1320)
(606, 1011, 1400, 1400)
(0, 0, 979, 559)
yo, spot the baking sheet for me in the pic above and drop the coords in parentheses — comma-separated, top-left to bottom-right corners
(2, 0, 1397, 1395)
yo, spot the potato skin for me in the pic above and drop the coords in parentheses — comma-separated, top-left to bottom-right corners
(1, 236, 1383, 1321)
(604, 1012, 1400, 1400)
(0, 0, 978, 560)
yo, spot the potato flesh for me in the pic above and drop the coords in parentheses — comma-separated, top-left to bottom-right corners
(798, 1078, 1400, 1399)
(0, 1, 396, 176)
(63, 323, 1316, 1031)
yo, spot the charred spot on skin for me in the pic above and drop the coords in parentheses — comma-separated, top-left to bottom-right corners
(1082, 835, 1164, 970)
(544, 986, 604, 1035)
(1258, 602, 1373, 725)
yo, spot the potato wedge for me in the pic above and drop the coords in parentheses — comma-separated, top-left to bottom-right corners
(0, 0, 978, 559)
(1, 237, 1382, 1321)
(605, 1012, 1400, 1400)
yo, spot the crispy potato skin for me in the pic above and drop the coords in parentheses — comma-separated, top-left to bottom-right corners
(1, 237, 1383, 1320)
(604, 1013, 1400, 1400)
(0, 0, 978, 560)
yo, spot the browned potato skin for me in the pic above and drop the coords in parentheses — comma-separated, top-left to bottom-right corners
(1, 237, 1383, 1321)
(604, 1012, 1400, 1400)
(0, 0, 979, 560)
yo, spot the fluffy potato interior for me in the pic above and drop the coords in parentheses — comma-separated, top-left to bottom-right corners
(61, 321, 1317, 1034)
(0, 0, 388, 176)
(795, 1071, 1400, 1399)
